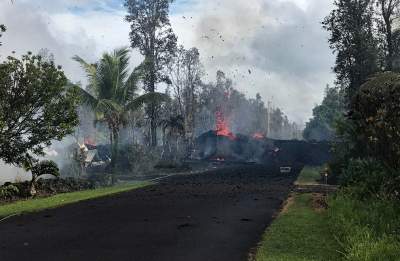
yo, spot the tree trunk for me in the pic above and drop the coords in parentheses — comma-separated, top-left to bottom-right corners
(111, 129, 119, 185)
(146, 62, 158, 147)
(148, 25, 158, 148)
(29, 176, 37, 196)
(386, 21, 393, 71)
(150, 110, 157, 147)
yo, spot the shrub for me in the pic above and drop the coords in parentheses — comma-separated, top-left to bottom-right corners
(0, 184, 20, 200)
(120, 144, 162, 174)
(339, 159, 400, 199)
(351, 72, 400, 169)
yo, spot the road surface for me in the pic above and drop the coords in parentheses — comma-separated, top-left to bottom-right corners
(0, 164, 298, 261)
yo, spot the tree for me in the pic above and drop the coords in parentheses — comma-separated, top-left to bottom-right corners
(73, 47, 169, 182)
(159, 115, 184, 160)
(304, 86, 345, 141)
(375, 0, 400, 71)
(270, 108, 284, 139)
(168, 46, 203, 152)
(0, 24, 6, 46)
(0, 53, 79, 166)
(23, 158, 60, 196)
(125, 0, 177, 147)
(350, 72, 400, 168)
(323, 0, 379, 100)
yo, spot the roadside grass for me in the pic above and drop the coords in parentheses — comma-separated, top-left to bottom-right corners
(295, 166, 324, 185)
(0, 181, 151, 219)
(255, 165, 341, 261)
(255, 193, 341, 261)
(328, 193, 400, 261)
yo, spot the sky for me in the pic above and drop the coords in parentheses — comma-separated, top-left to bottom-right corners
(0, 0, 335, 125)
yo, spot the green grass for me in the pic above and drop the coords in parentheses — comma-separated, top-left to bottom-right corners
(0, 181, 151, 218)
(255, 193, 341, 261)
(328, 193, 400, 261)
(296, 166, 324, 185)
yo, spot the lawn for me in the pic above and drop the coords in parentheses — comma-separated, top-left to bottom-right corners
(295, 166, 324, 185)
(255, 193, 341, 261)
(0, 181, 151, 219)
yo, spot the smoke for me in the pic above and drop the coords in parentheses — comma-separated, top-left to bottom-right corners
(0, 0, 336, 181)
(0, 0, 336, 123)
(0, 162, 31, 186)
(170, 0, 335, 124)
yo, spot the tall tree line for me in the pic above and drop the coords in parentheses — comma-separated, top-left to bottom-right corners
(323, 0, 400, 101)
(305, 0, 400, 141)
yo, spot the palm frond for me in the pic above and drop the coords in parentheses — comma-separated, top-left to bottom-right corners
(97, 99, 124, 115)
(123, 64, 144, 100)
(126, 92, 171, 111)
(67, 83, 98, 108)
(72, 55, 97, 90)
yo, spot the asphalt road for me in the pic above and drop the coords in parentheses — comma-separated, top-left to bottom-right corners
(0, 164, 298, 261)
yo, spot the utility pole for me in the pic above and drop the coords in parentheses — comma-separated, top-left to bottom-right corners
(266, 100, 271, 138)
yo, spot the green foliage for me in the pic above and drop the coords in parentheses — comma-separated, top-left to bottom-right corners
(0, 182, 150, 218)
(159, 115, 185, 137)
(125, 0, 177, 147)
(375, 0, 400, 71)
(296, 166, 324, 185)
(124, 0, 177, 89)
(122, 144, 162, 173)
(304, 86, 345, 141)
(328, 194, 400, 261)
(339, 159, 400, 199)
(351, 72, 400, 169)
(0, 53, 79, 166)
(0, 24, 6, 46)
(0, 184, 19, 200)
(74, 47, 169, 176)
(323, 0, 379, 98)
(31, 160, 60, 179)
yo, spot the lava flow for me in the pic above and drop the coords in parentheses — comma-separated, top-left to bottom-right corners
(215, 109, 236, 140)
(252, 132, 265, 140)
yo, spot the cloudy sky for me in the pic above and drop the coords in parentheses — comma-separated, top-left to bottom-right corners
(0, 0, 335, 125)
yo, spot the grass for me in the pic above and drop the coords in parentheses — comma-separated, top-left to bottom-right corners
(0, 181, 151, 219)
(296, 166, 324, 185)
(328, 193, 400, 261)
(255, 193, 341, 261)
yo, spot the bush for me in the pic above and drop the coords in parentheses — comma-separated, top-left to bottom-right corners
(339, 159, 400, 199)
(351, 72, 400, 169)
(0, 184, 20, 200)
(31, 160, 60, 178)
(329, 194, 400, 261)
(119, 144, 162, 174)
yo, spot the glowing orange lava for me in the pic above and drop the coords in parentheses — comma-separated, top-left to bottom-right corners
(252, 132, 265, 140)
(84, 136, 96, 146)
(215, 109, 236, 140)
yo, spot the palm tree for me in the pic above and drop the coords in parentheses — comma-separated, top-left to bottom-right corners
(73, 47, 169, 183)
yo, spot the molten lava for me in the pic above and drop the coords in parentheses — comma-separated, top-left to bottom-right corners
(84, 136, 97, 149)
(252, 132, 265, 140)
(215, 109, 236, 140)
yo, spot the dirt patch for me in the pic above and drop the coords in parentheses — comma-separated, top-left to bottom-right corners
(294, 184, 338, 194)
(311, 193, 328, 212)
(280, 194, 295, 214)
